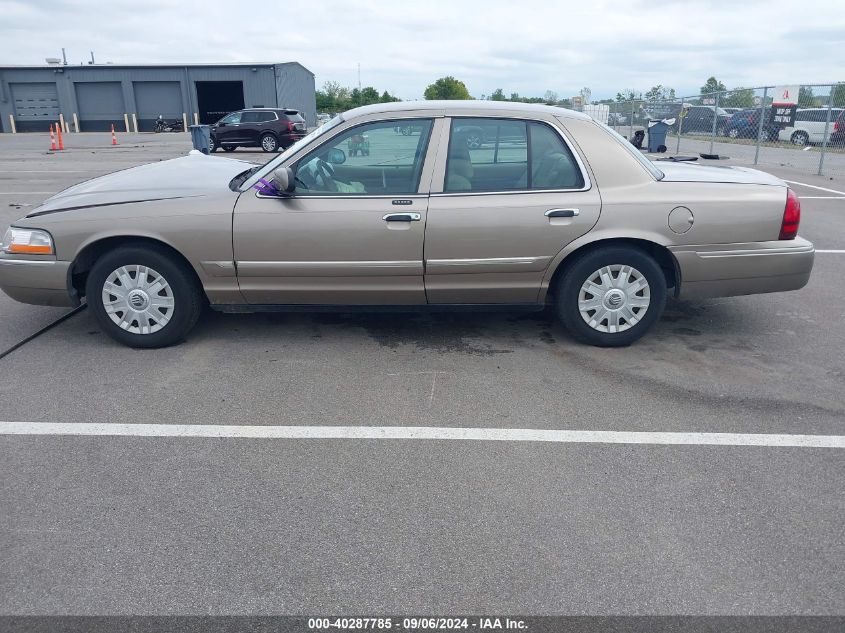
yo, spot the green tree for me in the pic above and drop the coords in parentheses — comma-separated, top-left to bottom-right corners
(490, 88, 506, 101)
(543, 90, 558, 104)
(424, 76, 472, 100)
(798, 86, 817, 107)
(380, 90, 400, 103)
(831, 83, 845, 107)
(616, 89, 640, 102)
(644, 85, 676, 101)
(359, 86, 380, 105)
(722, 88, 755, 108)
(700, 76, 726, 96)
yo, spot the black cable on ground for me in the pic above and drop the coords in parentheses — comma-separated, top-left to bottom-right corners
(0, 304, 87, 361)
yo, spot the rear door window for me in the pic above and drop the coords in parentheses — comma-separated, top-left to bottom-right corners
(445, 118, 583, 192)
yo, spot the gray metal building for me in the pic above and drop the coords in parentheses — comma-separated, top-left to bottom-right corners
(0, 62, 316, 133)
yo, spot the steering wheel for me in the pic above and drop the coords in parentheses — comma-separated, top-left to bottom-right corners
(315, 158, 338, 192)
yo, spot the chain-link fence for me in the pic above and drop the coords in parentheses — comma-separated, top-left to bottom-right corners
(604, 83, 845, 177)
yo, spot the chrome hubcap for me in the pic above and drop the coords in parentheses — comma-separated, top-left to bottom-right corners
(102, 265, 174, 335)
(578, 264, 650, 333)
(263, 136, 276, 151)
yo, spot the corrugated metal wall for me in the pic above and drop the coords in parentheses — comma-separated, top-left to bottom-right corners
(0, 63, 316, 133)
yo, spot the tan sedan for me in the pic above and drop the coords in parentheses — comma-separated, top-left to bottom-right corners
(0, 101, 813, 348)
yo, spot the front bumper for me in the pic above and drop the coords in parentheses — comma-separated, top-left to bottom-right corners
(670, 236, 814, 299)
(0, 256, 76, 307)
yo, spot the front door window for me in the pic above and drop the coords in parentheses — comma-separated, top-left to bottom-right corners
(294, 119, 433, 195)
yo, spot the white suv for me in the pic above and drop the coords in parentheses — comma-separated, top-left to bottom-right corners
(778, 108, 844, 145)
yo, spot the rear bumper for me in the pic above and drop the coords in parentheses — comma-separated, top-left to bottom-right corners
(670, 237, 814, 299)
(0, 257, 76, 307)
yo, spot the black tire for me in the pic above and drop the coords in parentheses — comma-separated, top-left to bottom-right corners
(208, 136, 217, 153)
(223, 145, 237, 152)
(260, 133, 279, 152)
(85, 243, 204, 349)
(554, 246, 667, 347)
(790, 131, 809, 146)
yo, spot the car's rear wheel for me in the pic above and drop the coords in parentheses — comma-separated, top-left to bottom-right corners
(555, 246, 667, 347)
(464, 132, 483, 149)
(208, 136, 217, 153)
(727, 127, 739, 139)
(85, 244, 203, 349)
(791, 131, 809, 146)
(261, 133, 279, 152)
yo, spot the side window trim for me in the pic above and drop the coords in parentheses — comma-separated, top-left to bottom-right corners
(438, 116, 590, 196)
(290, 117, 436, 198)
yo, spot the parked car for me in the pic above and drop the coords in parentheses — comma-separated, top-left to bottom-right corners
(722, 107, 743, 115)
(677, 105, 733, 135)
(0, 101, 813, 349)
(209, 108, 306, 153)
(724, 107, 779, 141)
(778, 108, 845, 146)
(828, 110, 845, 147)
(316, 113, 332, 126)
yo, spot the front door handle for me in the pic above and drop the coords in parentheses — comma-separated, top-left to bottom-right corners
(545, 208, 580, 218)
(383, 213, 421, 222)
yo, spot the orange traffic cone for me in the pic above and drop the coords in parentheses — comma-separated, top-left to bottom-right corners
(49, 124, 57, 151)
(111, 124, 118, 146)
(56, 123, 64, 151)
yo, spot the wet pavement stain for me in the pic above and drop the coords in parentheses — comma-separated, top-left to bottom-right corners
(313, 312, 515, 355)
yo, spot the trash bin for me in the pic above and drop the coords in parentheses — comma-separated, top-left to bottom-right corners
(647, 119, 673, 153)
(188, 124, 211, 154)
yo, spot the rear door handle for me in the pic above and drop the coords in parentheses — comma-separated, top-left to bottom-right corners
(383, 213, 421, 222)
(545, 208, 580, 218)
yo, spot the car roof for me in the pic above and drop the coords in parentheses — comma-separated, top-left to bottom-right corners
(342, 100, 593, 121)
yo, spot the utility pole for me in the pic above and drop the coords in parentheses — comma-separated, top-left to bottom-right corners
(357, 63, 361, 104)
(61, 48, 67, 65)
(90, 51, 95, 65)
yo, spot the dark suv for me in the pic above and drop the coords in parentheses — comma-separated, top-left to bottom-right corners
(724, 107, 780, 142)
(209, 108, 306, 153)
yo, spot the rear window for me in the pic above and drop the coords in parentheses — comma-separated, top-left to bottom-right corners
(283, 111, 304, 121)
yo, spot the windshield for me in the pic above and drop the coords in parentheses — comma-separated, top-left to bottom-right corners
(597, 123, 665, 180)
(240, 115, 344, 191)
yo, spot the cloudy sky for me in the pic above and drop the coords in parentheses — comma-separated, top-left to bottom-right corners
(1, 0, 843, 100)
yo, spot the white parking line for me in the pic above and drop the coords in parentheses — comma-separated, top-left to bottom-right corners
(816, 250, 845, 253)
(0, 422, 842, 448)
(785, 180, 845, 196)
(799, 196, 845, 200)
(0, 191, 58, 195)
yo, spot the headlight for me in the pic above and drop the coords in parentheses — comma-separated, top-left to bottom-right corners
(0, 227, 55, 255)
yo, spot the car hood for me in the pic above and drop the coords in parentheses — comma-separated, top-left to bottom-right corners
(657, 161, 784, 186)
(27, 152, 255, 217)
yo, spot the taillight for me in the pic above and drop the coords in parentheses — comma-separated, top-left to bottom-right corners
(835, 119, 842, 132)
(287, 121, 295, 132)
(779, 188, 801, 240)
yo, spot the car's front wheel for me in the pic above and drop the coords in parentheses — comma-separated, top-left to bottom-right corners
(555, 246, 667, 347)
(85, 244, 203, 348)
(208, 136, 217, 152)
(727, 127, 740, 139)
(261, 133, 279, 152)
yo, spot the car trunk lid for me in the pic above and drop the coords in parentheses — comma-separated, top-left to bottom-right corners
(657, 161, 784, 186)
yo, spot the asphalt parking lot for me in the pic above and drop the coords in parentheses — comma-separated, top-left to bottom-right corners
(1, 132, 844, 617)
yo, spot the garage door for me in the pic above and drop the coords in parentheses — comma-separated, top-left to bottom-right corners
(11, 82, 60, 132)
(134, 81, 183, 132)
(75, 82, 125, 132)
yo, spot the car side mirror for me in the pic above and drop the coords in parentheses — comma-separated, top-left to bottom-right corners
(326, 148, 346, 165)
(271, 166, 296, 195)
(218, 122, 226, 127)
